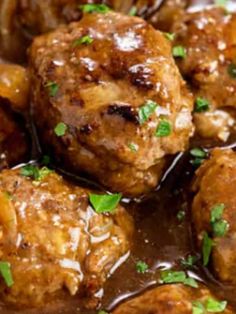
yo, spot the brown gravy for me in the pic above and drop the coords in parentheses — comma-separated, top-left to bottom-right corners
(1, 0, 236, 313)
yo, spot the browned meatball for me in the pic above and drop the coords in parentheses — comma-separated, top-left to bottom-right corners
(29, 11, 193, 196)
(192, 149, 236, 283)
(172, 8, 236, 142)
(0, 166, 133, 308)
(113, 284, 232, 314)
(0, 105, 29, 169)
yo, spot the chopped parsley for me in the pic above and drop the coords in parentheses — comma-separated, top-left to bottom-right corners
(228, 63, 236, 78)
(45, 81, 59, 97)
(215, 0, 228, 7)
(72, 35, 93, 47)
(41, 155, 51, 166)
(54, 122, 67, 137)
(155, 120, 172, 137)
(194, 97, 210, 112)
(202, 232, 213, 266)
(206, 298, 227, 312)
(165, 32, 175, 41)
(192, 298, 227, 314)
(136, 261, 148, 274)
(210, 204, 228, 237)
(89, 193, 122, 214)
(79, 4, 111, 14)
(181, 255, 198, 268)
(138, 100, 158, 124)
(98, 311, 109, 314)
(129, 6, 137, 16)
(20, 165, 53, 181)
(0, 262, 14, 287)
(192, 300, 205, 314)
(160, 270, 198, 288)
(172, 45, 186, 58)
(190, 148, 207, 167)
(128, 142, 138, 152)
(177, 210, 186, 222)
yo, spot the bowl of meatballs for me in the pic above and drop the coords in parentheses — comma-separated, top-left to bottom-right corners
(0, 0, 236, 313)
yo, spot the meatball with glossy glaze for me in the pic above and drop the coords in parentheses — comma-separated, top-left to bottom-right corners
(192, 149, 236, 283)
(113, 284, 232, 314)
(0, 167, 133, 308)
(172, 8, 236, 142)
(29, 11, 193, 196)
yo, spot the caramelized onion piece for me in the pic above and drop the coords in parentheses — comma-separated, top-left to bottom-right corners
(0, 64, 29, 111)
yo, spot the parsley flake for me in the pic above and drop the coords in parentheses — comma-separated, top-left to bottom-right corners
(190, 148, 207, 167)
(194, 97, 210, 112)
(0, 262, 14, 287)
(210, 204, 228, 237)
(172, 45, 186, 58)
(98, 311, 109, 314)
(155, 120, 172, 137)
(228, 63, 236, 78)
(20, 165, 53, 181)
(45, 81, 59, 97)
(138, 100, 158, 124)
(129, 6, 137, 16)
(215, 0, 228, 7)
(136, 261, 148, 274)
(192, 301, 205, 314)
(177, 210, 186, 222)
(80, 4, 111, 14)
(128, 143, 138, 152)
(72, 35, 93, 47)
(54, 122, 67, 137)
(89, 193, 122, 214)
(202, 232, 213, 266)
(165, 32, 175, 41)
(206, 298, 227, 312)
(160, 270, 198, 288)
(181, 255, 198, 268)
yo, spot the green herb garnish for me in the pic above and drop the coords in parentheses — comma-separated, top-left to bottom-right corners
(202, 232, 213, 266)
(155, 120, 172, 137)
(138, 100, 158, 125)
(206, 298, 227, 312)
(181, 255, 198, 268)
(98, 311, 109, 314)
(160, 270, 198, 288)
(89, 193, 122, 214)
(192, 298, 227, 314)
(20, 165, 52, 181)
(194, 97, 210, 112)
(0, 262, 13, 287)
(177, 210, 186, 222)
(136, 261, 148, 274)
(128, 143, 138, 152)
(45, 81, 59, 97)
(215, 0, 228, 7)
(192, 301, 205, 314)
(210, 204, 228, 237)
(80, 4, 111, 13)
(172, 45, 186, 58)
(129, 6, 137, 16)
(72, 35, 93, 47)
(165, 32, 175, 41)
(190, 148, 207, 167)
(228, 63, 236, 78)
(54, 122, 67, 137)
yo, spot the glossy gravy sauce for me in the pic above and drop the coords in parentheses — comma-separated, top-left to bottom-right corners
(1, 1, 236, 313)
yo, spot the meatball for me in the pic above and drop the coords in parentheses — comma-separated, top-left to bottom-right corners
(29, 11, 193, 196)
(113, 284, 232, 314)
(0, 166, 133, 307)
(0, 105, 29, 169)
(172, 8, 236, 142)
(192, 149, 236, 283)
